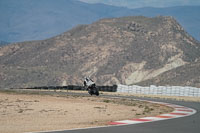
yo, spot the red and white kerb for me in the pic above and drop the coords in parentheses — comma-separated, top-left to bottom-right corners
(109, 101, 196, 125)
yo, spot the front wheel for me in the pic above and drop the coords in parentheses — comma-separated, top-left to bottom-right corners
(95, 90, 99, 96)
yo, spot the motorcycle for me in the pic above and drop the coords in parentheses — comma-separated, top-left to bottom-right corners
(87, 85, 99, 96)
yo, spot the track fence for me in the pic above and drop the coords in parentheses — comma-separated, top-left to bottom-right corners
(117, 84, 200, 97)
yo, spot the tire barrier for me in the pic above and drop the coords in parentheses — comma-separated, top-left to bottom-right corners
(11, 84, 200, 97)
(16, 85, 117, 92)
(97, 85, 117, 92)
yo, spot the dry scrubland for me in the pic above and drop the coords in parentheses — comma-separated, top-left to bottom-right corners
(0, 90, 172, 133)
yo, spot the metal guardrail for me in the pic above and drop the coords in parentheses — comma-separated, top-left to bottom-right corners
(117, 84, 200, 97)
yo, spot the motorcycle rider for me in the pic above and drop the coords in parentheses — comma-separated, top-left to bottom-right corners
(84, 77, 95, 90)
(84, 77, 99, 95)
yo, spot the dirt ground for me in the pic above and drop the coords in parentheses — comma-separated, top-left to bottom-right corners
(0, 91, 172, 133)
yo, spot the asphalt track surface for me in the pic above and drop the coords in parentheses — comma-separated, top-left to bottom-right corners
(35, 93, 200, 133)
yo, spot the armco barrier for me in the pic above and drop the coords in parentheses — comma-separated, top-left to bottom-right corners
(117, 84, 200, 97)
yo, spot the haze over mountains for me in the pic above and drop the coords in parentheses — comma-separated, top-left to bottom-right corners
(80, 0, 200, 8)
(0, 0, 200, 43)
(1, 16, 200, 88)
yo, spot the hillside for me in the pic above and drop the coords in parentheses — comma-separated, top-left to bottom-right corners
(137, 60, 200, 87)
(0, 41, 9, 47)
(0, 0, 200, 42)
(0, 16, 200, 88)
(132, 6, 200, 42)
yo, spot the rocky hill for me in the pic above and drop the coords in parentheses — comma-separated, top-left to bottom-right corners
(137, 60, 200, 87)
(0, 16, 200, 88)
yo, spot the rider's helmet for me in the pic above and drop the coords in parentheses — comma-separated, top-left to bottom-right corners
(85, 77, 89, 82)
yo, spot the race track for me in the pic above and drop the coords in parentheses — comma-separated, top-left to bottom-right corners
(32, 94, 200, 133)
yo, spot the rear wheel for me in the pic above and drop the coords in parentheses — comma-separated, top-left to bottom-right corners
(94, 87, 99, 96)
(88, 87, 99, 96)
(88, 89, 93, 95)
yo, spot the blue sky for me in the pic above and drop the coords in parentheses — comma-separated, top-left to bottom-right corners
(79, 0, 200, 8)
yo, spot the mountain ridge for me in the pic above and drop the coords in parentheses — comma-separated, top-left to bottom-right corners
(0, 0, 200, 42)
(1, 16, 200, 88)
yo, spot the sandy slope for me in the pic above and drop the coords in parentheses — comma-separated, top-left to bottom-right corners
(0, 92, 172, 133)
